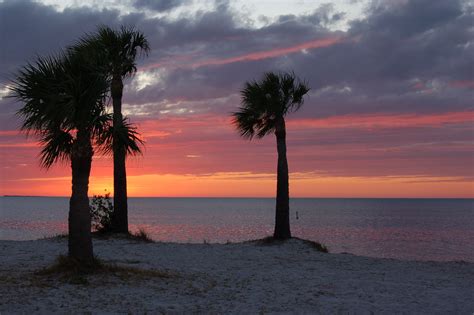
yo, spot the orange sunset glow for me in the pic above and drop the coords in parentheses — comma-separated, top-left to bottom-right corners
(2, 109, 473, 197)
(7, 172, 472, 198)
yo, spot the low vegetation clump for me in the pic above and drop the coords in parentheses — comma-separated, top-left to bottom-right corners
(37, 255, 103, 276)
(294, 237, 329, 253)
(126, 228, 154, 243)
(41, 233, 69, 240)
(35, 255, 174, 285)
(247, 236, 329, 253)
(45, 227, 155, 243)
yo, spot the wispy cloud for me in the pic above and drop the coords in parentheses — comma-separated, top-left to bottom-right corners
(139, 37, 342, 71)
(287, 111, 474, 129)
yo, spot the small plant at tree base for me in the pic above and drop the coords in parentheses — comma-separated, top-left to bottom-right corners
(127, 228, 154, 243)
(90, 193, 114, 233)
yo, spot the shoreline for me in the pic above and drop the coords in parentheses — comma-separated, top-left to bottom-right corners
(6, 232, 474, 264)
(1, 238, 473, 313)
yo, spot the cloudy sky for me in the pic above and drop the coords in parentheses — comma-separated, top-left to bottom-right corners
(0, 0, 473, 197)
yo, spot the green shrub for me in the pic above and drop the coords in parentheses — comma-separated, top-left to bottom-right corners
(90, 193, 113, 233)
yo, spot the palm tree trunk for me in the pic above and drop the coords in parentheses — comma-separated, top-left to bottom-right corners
(110, 76, 129, 233)
(69, 129, 94, 263)
(273, 117, 291, 240)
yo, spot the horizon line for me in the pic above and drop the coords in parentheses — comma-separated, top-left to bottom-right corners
(3, 195, 473, 199)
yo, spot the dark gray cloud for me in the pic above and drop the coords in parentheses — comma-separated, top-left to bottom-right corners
(127, 0, 472, 119)
(0, 0, 123, 76)
(133, 0, 187, 12)
(1, 0, 472, 118)
(0, 0, 125, 130)
(362, 0, 463, 38)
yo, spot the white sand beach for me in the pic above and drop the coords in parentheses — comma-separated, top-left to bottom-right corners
(1, 237, 473, 314)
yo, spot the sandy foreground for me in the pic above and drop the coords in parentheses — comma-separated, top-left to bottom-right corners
(0, 237, 473, 314)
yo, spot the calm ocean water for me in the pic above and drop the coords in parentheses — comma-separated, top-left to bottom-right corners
(1, 197, 473, 262)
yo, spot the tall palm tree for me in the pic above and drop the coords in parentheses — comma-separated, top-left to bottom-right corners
(232, 72, 310, 240)
(75, 25, 150, 233)
(10, 50, 110, 264)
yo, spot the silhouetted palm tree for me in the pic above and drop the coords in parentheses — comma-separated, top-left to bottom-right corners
(10, 50, 109, 264)
(75, 25, 150, 233)
(232, 72, 310, 240)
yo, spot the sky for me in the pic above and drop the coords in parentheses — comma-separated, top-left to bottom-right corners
(0, 0, 473, 197)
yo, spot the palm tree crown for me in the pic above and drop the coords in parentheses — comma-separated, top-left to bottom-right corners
(12, 50, 110, 167)
(233, 72, 310, 139)
(76, 25, 150, 79)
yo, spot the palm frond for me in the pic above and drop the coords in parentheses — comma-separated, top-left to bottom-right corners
(73, 25, 150, 79)
(285, 74, 310, 114)
(96, 117, 144, 156)
(64, 51, 110, 128)
(10, 53, 67, 136)
(232, 107, 257, 139)
(118, 25, 150, 77)
(91, 112, 113, 139)
(232, 71, 309, 140)
(38, 128, 73, 168)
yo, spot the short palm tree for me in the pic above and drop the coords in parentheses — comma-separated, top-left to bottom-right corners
(232, 72, 310, 240)
(10, 50, 110, 264)
(74, 25, 150, 233)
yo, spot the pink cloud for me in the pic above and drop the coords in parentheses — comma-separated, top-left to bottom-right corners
(0, 142, 37, 148)
(450, 80, 474, 89)
(139, 37, 342, 71)
(287, 111, 474, 129)
(2, 110, 472, 197)
(190, 37, 341, 68)
(0, 130, 23, 136)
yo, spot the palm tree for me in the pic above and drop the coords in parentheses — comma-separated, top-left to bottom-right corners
(232, 72, 310, 240)
(75, 25, 150, 233)
(10, 50, 110, 264)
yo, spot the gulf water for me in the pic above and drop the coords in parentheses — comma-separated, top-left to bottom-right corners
(1, 197, 473, 261)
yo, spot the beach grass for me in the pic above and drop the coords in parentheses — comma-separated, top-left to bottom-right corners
(246, 236, 329, 253)
(35, 255, 175, 285)
(126, 228, 154, 243)
(45, 228, 155, 243)
(41, 233, 69, 240)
